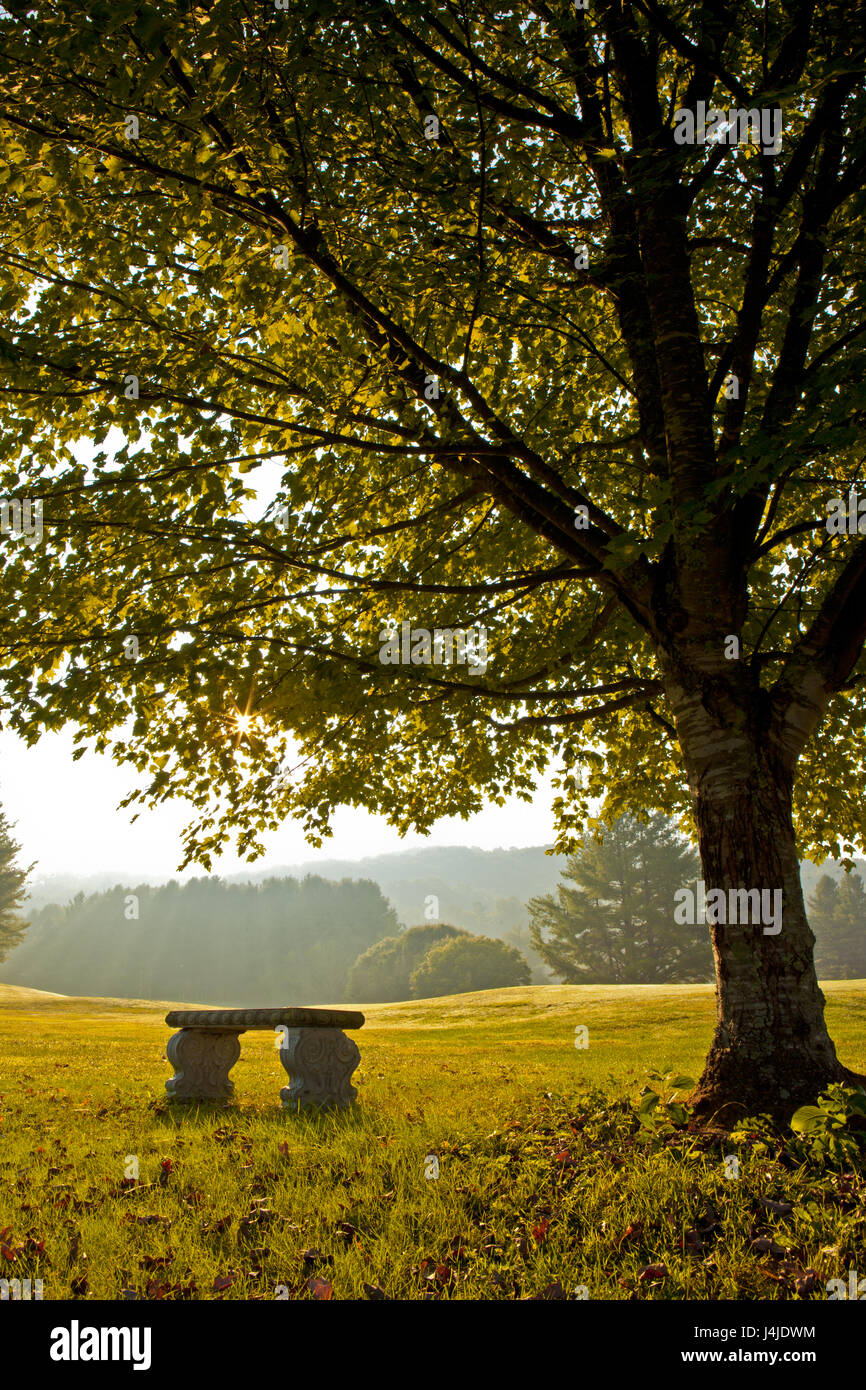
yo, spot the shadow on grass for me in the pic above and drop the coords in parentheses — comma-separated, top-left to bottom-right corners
(147, 1096, 368, 1136)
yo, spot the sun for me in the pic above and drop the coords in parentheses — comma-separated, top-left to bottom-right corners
(227, 688, 259, 745)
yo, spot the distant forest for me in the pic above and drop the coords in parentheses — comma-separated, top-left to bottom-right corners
(3, 842, 864, 1004)
(19, 844, 559, 984)
(0, 875, 399, 1005)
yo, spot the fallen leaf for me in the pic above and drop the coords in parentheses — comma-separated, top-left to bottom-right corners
(307, 1276, 333, 1300)
(533, 1281, 566, 1300)
(302, 1248, 332, 1266)
(202, 1215, 232, 1234)
(750, 1237, 787, 1257)
(682, 1228, 708, 1254)
(619, 1221, 644, 1246)
(759, 1196, 794, 1216)
(140, 1252, 174, 1270)
(144, 1279, 171, 1300)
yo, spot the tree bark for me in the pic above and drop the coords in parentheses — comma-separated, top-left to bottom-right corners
(667, 671, 863, 1125)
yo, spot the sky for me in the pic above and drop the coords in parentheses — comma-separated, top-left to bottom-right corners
(0, 726, 560, 880)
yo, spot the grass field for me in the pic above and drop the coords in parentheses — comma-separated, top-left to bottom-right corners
(2, 980, 865, 1300)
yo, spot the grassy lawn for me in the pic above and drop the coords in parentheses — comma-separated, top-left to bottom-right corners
(1, 981, 865, 1301)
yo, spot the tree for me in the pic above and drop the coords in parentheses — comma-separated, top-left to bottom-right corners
(410, 934, 530, 998)
(529, 813, 709, 983)
(0, 3, 864, 1117)
(0, 873, 397, 1002)
(347, 922, 465, 1002)
(0, 805, 31, 963)
(808, 873, 866, 980)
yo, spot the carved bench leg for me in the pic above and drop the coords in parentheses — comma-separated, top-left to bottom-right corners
(165, 1029, 241, 1101)
(278, 1027, 361, 1110)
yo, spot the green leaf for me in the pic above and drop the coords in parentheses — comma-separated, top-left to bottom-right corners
(664, 1102, 688, 1125)
(790, 1105, 826, 1134)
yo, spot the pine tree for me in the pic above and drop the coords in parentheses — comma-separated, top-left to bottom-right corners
(0, 806, 32, 963)
(809, 873, 866, 980)
(529, 814, 711, 984)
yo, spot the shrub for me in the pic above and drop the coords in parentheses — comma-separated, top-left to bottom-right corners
(347, 923, 467, 1002)
(409, 934, 530, 998)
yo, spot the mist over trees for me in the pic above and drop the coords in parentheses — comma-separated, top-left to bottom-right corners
(0, 874, 398, 1005)
(20, 845, 559, 981)
(2, 884, 535, 1003)
(809, 872, 866, 980)
(4, 835, 864, 1002)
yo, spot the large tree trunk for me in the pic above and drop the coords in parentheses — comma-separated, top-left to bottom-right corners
(669, 674, 862, 1125)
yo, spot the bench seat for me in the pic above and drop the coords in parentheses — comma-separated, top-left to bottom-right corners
(165, 1006, 364, 1030)
(164, 1006, 365, 1108)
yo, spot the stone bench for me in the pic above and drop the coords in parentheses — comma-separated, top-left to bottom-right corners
(164, 1007, 364, 1109)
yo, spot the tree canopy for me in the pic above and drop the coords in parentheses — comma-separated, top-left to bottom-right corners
(0, 0, 861, 862)
(1, 0, 865, 1114)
